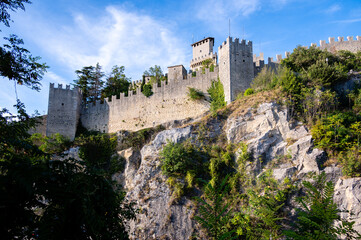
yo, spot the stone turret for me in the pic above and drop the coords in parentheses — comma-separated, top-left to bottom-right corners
(46, 83, 81, 140)
(218, 37, 254, 103)
(190, 37, 217, 71)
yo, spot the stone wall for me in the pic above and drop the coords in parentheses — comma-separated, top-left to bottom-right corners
(46, 84, 81, 140)
(80, 67, 219, 133)
(317, 36, 361, 53)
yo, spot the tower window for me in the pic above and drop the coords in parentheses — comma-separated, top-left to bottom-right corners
(61, 103, 64, 106)
(243, 60, 245, 62)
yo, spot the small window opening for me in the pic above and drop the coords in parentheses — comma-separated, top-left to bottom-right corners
(61, 103, 64, 106)
(243, 60, 245, 62)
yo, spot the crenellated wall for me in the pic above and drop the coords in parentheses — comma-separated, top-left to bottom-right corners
(80, 67, 219, 133)
(315, 35, 361, 53)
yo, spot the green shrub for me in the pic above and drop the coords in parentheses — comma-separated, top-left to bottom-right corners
(77, 134, 119, 174)
(209, 64, 215, 72)
(188, 87, 205, 100)
(192, 71, 196, 77)
(339, 147, 361, 177)
(118, 126, 165, 150)
(160, 141, 208, 177)
(251, 67, 277, 90)
(243, 88, 254, 96)
(30, 133, 71, 154)
(311, 112, 357, 151)
(142, 83, 153, 97)
(207, 78, 226, 115)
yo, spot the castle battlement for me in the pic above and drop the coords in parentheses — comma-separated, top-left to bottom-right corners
(50, 83, 78, 91)
(82, 66, 219, 111)
(79, 65, 219, 133)
(308, 35, 361, 53)
(219, 37, 252, 50)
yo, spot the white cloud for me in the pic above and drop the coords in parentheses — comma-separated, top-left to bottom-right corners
(324, 4, 341, 14)
(332, 18, 361, 24)
(22, 6, 188, 80)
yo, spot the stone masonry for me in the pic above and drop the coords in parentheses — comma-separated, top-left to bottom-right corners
(44, 35, 361, 139)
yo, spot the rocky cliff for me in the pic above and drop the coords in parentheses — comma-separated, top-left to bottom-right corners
(114, 95, 361, 239)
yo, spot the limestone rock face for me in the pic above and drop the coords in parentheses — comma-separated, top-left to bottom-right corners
(126, 127, 195, 240)
(122, 102, 361, 239)
(334, 178, 361, 233)
(113, 148, 141, 190)
(226, 102, 322, 177)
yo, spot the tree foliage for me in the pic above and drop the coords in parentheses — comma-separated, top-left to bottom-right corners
(73, 63, 105, 103)
(143, 65, 165, 85)
(0, 2, 136, 238)
(102, 65, 131, 99)
(207, 78, 226, 115)
(0, 0, 31, 27)
(194, 176, 236, 240)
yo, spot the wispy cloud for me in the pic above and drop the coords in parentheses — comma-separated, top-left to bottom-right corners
(324, 4, 341, 14)
(20, 6, 188, 80)
(332, 18, 361, 24)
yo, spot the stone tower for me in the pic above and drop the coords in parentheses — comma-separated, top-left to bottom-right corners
(46, 83, 81, 140)
(218, 37, 254, 103)
(190, 37, 217, 71)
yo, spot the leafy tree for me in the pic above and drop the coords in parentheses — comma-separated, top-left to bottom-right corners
(74, 65, 95, 103)
(143, 65, 164, 85)
(102, 65, 131, 99)
(207, 78, 226, 115)
(74, 63, 105, 103)
(0, 34, 48, 91)
(284, 172, 361, 240)
(0, 2, 136, 238)
(88, 62, 105, 102)
(0, 0, 31, 27)
(1, 103, 136, 239)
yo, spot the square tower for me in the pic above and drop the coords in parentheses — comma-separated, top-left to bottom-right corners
(190, 37, 217, 71)
(46, 83, 82, 140)
(218, 37, 254, 103)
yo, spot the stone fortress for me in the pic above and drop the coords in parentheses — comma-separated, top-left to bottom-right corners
(45, 35, 361, 140)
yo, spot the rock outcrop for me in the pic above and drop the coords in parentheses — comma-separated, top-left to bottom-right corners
(117, 101, 361, 239)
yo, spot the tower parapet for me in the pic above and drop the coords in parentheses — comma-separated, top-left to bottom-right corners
(218, 37, 254, 103)
(46, 83, 81, 140)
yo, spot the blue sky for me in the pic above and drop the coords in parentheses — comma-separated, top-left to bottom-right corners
(1, 0, 361, 115)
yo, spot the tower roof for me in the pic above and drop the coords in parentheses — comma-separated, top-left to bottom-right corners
(191, 37, 214, 47)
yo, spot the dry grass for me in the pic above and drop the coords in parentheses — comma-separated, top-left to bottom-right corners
(228, 89, 284, 119)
